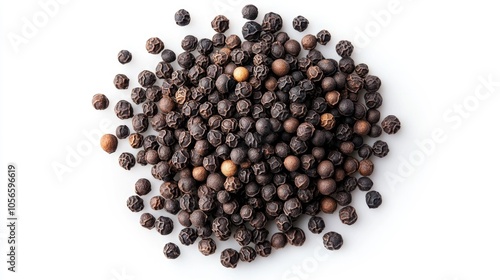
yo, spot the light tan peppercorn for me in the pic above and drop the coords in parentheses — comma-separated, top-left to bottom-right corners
(301, 34, 317, 50)
(358, 159, 374, 176)
(233, 66, 250, 82)
(283, 155, 300, 172)
(320, 113, 335, 130)
(353, 120, 371, 136)
(271, 59, 290, 77)
(283, 117, 300, 133)
(221, 160, 238, 177)
(100, 134, 118, 154)
(325, 91, 340, 107)
(320, 197, 337, 214)
(192, 166, 209, 181)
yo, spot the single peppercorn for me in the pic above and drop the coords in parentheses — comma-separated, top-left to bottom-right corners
(118, 152, 135, 170)
(92, 93, 109, 110)
(113, 74, 129, 89)
(339, 206, 358, 225)
(308, 216, 325, 234)
(155, 216, 174, 235)
(117, 50, 132, 64)
(242, 4, 258, 20)
(140, 212, 156, 229)
(292, 15, 309, 32)
(100, 134, 118, 154)
(174, 9, 190, 26)
(163, 242, 181, 259)
(372, 140, 389, 158)
(145, 37, 164, 54)
(198, 238, 217, 256)
(366, 190, 383, 208)
(323, 231, 343, 250)
(382, 115, 401, 134)
(301, 34, 317, 50)
(316, 30, 331, 45)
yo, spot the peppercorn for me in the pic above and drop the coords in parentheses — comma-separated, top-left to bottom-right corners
(358, 159, 374, 176)
(174, 9, 190, 26)
(100, 134, 118, 154)
(320, 197, 337, 214)
(92, 94, 109, 110)
(301, 34, 317, 50)
(382, 115, 401, 134)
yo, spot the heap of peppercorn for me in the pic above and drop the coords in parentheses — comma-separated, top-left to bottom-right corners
(94, 4, 401, 268)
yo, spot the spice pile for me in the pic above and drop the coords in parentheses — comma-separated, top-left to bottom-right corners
(92, 4, 401, 268)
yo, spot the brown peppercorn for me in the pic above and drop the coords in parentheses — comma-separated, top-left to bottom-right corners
(283, 117, 300, 133)
(283, 155, 300, 172)
(339, 141, 355, 154)
(271, 59, 290, 77)
(343, 157, 359, 175)
(233, 66, 249, 82)
(325, 91, 340, 107)
(100, 134, 118, 154)
(353, 120, 371, 136)
(146, 37, 164, 54)
(317, 178, 336, 195)
(158, 96, 176, 113)
(301, 34, 317, 50)
(358, 159, 374, 176)
(150, 196, 165, 210)
(192, 166, 209, 181)
(320, 197, 337, 214)
(284, 39, 301, 56)
(221, 160, 238, 177)
(320, 113, 335, 130)
(317, 160, 334, 179)
(92, 94, 109, 110)
(129, 133, 144, 149)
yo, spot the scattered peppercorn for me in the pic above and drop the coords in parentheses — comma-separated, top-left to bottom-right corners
(92, 93, 109, 110)
(174, 9, 191, 26)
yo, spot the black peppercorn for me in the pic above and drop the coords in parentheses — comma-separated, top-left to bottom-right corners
(220, 248, 239, 268)
(366, 190, 383, 208)
(292, 15, 309, 32)
(155, 216, 174, 235)
(339, 206, 358, 225)
(92, 93, 109, 110)
(308, 216, 325, 234)
(163, 242, 181, 259)
(198, 238, 217, 256)
(381, 115, 401, 134)
(323, 231, 343, 250)
(114, 74, 129, 89)
(174, 9, 190, 26)
(140, 212, 156, 229)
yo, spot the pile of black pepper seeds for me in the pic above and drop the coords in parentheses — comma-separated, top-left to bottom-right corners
(93, 4, 401, 268)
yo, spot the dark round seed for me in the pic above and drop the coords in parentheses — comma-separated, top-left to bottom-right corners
(323, 231, 343, 250)
(174, 9, 190, 26)
(117, 50, 132, 64)
(381, 115, 401, 134)
(242, 4, 258, 20)
(220, 248, 239, 268)
(139, 212, 155, 229)
(308, 216, 325, 234)
(339, 206, 358, 225)
(198, 238, 217, 256)
(292, 15, 309, 32)
(163, 242, 180, 259)
(155, 216, 174, 235)
(366, 190, 383, 208)
(113, 74, 129, 89)
(92, 93, 109, 110)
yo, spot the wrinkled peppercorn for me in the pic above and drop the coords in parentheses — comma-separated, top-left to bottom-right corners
(174, 9, 190, 26)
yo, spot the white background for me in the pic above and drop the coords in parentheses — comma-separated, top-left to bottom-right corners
(1, 0, 500, 280)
